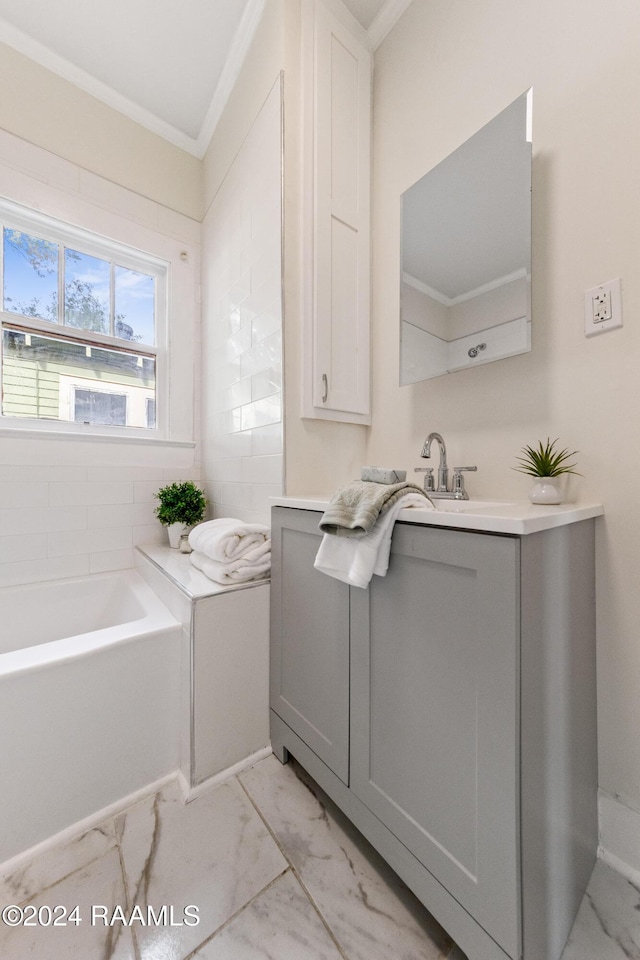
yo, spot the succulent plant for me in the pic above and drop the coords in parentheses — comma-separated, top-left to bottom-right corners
(514, 438, 581, 478)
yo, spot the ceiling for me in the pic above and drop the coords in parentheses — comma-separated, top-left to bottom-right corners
(0, 0, 412, 158)
(343, 0, 388, 28)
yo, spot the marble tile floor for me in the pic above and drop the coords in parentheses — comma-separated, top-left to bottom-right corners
(0, 753, 637, 960)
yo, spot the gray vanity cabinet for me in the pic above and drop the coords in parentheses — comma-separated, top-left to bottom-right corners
(350, 524, 520, 957)
(270, 505, 598, 960)
(269, 508, 350, 783)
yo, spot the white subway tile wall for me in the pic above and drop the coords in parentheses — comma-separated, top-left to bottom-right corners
(0, 128, 201, 587)
(201, 80, 284, 525)
(0, 465, 202, 587)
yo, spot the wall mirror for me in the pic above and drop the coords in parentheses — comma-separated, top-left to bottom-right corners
(399, 89, 532, 385)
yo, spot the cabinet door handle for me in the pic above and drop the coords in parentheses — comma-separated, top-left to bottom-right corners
(322, 373, 328, 403)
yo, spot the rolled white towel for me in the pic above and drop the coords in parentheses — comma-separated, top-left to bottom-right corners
(189, 518, 270, 563)
(190, 548, 271, 586)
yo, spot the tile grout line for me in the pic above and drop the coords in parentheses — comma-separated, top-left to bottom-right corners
(282, 760, 464, 960)
(0, 824, 118, 909)
(114, 815, 142, 960)
(181, 866, 291, 959)
(236, 767, 352, 960)
(2, 761, 461, 960)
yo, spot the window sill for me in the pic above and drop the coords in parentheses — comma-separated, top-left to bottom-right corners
(0, 424, 195, 448)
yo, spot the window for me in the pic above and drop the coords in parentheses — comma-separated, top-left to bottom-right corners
(0, 202, 166, 435)
(74, 389, 127, 427)
(146, 398, 156, 429)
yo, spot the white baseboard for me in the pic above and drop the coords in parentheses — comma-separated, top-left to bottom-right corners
(1, 747, 275, 880)
(178, 745, 273, 803)
(0, 771, 177, 879)
(598, 789, 640, 885)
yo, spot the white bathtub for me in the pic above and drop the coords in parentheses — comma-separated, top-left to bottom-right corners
(0, 570, 182, 865)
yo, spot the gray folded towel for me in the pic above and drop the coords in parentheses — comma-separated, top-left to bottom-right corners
(319, 480, 432, 537)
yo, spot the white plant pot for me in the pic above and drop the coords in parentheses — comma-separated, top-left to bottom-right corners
(528, 477, 563, 505)
(167, 522, 192, 548)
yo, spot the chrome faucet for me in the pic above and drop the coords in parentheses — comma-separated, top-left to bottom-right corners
(421, 432, 448, 492)
(415, 432, 477, 500)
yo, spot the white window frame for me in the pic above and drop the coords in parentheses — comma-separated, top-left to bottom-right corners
(0, 197, 169, 440)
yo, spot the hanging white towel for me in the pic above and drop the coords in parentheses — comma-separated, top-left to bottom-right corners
(189, 518, 270, 563)
(314, 492, 430, 588)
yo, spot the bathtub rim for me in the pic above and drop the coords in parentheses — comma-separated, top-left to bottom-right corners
(0, 568, 180, 677)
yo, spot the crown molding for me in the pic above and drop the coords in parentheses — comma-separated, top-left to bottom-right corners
(0, 0, 266, 160)
(0, 16, 203, 155)
(403, 268, 529, 306)
(367, 0, 413, 51)
(196, 0, 266, 157)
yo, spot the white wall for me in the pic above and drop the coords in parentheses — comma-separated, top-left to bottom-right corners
(368, 0, 640, 861)
(448, 277, 529, 340)
(203, 0, 285, 213)
(0, 129, 201, 584)
(200, 2, 286, 525)
(200, 80, 284, 524)
(401, 281, 448, 338)
(0, 41, 202, 219)
(400, 321, 447, 384)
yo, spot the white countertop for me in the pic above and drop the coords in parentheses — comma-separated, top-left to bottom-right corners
(136, 544, 270, 599)
(270, 495, 604, 536)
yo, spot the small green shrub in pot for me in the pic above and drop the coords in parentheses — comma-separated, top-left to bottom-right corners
(154, 481, 207, 547)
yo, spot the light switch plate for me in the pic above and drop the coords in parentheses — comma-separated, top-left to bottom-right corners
(584, 278, 622, 336)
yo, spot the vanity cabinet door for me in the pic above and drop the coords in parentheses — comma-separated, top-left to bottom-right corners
(270, 507, 350, 783)
(350, 523, 520, 959)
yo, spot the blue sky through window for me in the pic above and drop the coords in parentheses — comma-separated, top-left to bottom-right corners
(2, 228, 155, 345)
(115, 266, 155, 345)
(65, 248, 110, 334)
(3, 229, 58, 322)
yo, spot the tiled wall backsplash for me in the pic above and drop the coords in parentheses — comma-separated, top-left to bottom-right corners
(201, 79, 283, 525)
(0, 464, 201, 588)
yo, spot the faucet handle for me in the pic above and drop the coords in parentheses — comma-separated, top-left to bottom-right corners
(414, 466, 435, 491)
(452, 466, 477, 499)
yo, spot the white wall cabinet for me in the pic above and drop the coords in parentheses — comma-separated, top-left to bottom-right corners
(301, 0, 372, 424)
(270, 505, 599, 960)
